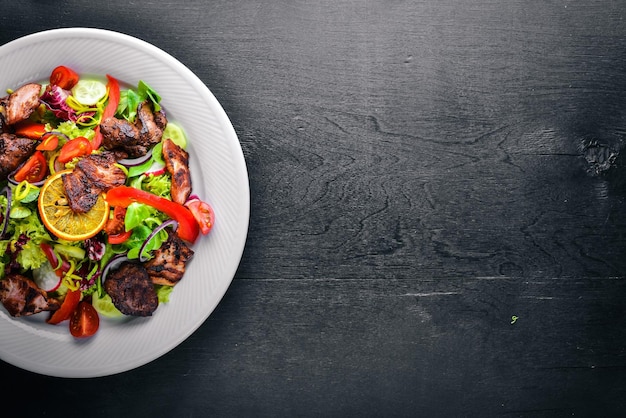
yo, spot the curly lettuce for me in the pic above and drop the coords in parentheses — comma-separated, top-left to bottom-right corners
(0, 194, 51, 277)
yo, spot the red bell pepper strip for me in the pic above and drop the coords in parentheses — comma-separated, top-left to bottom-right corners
(104, 206, 132, 244)
(92, 74, 120, 150)
(14, 122, 46, 139)
(47, 289, 81, 325)
(105, 186, 200, 243)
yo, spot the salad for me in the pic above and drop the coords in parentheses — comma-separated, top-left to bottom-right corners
(0, 66, 215, 338)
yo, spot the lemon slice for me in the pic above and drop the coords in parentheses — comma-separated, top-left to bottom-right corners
(38, 170, 110, 241)
(71, 79, 107, 106)
(162, 121, 188, 149)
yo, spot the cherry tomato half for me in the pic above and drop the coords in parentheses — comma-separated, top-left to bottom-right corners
(50, 65, 79, 90)
(57, 136, 92, 164)
(185, 198, 215, 235)
(14, 151, 47, 183)
(36, 132, 60, 151)
(69, 300, 100, 338)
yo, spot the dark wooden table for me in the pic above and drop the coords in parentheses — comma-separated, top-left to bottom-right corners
(2, 1, 626, 416)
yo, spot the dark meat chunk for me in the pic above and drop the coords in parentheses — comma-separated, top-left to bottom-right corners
(162, 138, 191, 205)
(0, 113, 6, 135)
(136, 101, 166, 146)
(62, 152, 127, 213)
(0, 274, 60, 317)
(144, 229, 194, 286)
(104, 261, 158, 316)
(62, 168, 100, 213)
(77, 152, 126, 191)
(100, 118, 142, 155)
(100, 101, 167, 158)
(3, 83, 41, 125)
(0, 133, 37, 180)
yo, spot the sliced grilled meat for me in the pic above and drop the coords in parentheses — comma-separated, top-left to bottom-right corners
(136, 101, 166, 146)
(104, 261, 158, 316)
(100, 101, 167, 158)
(62, 168, 100, 213)
(0, 113, 7, 135)
(3, 83, 41, 125)
(77, 152, 126, 191)
(0, 273, 60, 317)
(144, 229, 194, 286)
(0, 133, 37, 180)
(162, 138, 191, 205)
(62, 152, 127, 213)
(100, 117, 142, 155)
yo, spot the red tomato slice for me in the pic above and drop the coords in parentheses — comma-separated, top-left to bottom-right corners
(185, 199, 215, 235)
(69, 300, 100, 338)
(14, 151, 47, 183)
(14, 122, 46, 139)
(36, 133, 60, 151)
(47, 289, 81, 325)
(57, 136, 92, 163)
(50, 65, 79, 90)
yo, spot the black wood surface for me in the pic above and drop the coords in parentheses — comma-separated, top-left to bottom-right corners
(2, 1, 626, 416)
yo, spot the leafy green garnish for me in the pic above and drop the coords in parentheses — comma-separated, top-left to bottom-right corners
(116, 80, 162, 122)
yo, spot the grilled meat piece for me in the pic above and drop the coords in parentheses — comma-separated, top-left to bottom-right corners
(144, 229, 194, 286)
(100, 118, 142, 155)
(100, 101, 167, 158)
(77, 152, 126, 191)
(62, 152, 126, 213)
(0, 273, 60, 317)
(62, 168, 100, 213)
(162, 138, 191, 205)
(3, 83, 41, 125)
(136, 101, 166, 146)
(0, 133, 37, 180)
(104, 261, 158, 316)
(0, 113, 6, 135)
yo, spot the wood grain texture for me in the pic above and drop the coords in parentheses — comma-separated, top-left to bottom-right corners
(1, 0, 626, 416)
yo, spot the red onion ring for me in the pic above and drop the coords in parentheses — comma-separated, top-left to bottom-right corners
(117, 148, 153, 167)
(138, 219, 178, 262)
(100, 254, 129, 285)
(42, 130, 70, 143)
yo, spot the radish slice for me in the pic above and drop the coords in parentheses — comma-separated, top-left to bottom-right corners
(145, 160, 166, 176)
(32, 262, 62, 292)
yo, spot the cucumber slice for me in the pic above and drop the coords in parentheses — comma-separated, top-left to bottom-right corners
(162, 121, 187, 149)
(92, 291, 124, 318)
(71, 79, 107, 106)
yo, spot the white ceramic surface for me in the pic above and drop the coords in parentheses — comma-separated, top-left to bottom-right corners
(0, 28, 249, 377)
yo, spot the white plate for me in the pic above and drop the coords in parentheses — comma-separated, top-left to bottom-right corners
(0, 28, 249, 377)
